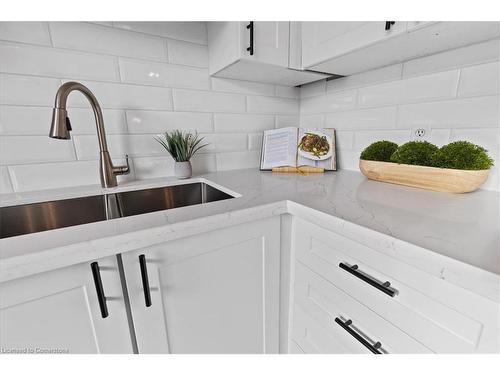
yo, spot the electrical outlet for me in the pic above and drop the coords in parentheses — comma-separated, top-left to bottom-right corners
(414, 128, 426, 138)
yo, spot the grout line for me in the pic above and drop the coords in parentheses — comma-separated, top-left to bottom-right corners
(455, 69, 462, 98)
(46, 22, 54, 47)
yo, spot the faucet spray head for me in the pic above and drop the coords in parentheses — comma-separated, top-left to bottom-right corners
(49, 108, 72, 140)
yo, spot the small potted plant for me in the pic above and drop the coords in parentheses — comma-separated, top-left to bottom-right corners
(359, 140, 494, 193)
(155, 130, 208, 179)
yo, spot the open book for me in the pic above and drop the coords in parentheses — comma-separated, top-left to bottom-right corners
(260, 127, 337, 171)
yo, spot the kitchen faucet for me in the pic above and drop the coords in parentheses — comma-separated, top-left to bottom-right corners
(49, 82, 130, 188)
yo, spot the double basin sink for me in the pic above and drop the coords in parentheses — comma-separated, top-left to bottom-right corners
(1, 182, 234, 239)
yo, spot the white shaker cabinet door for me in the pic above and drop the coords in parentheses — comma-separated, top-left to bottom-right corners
(242, 21, 290, 67)
(0, 256, 133, 354)
(122, 217, 281, 354)
(301, 21, 407, 68)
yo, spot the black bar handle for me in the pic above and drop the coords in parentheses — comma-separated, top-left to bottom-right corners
(385, 21, 396, 30)
(246, 21, 254, 55)
(91, 262, 108, 318)
(139, 254, 152, 307)
(335, 317, 383, 354)
(339, 262, 397, 297)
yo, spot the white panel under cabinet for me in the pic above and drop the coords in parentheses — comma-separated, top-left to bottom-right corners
(121, 217, 281, 353)
(0, 256, 133, 354)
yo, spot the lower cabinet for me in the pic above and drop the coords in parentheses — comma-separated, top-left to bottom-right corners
(0, 255, 133, 354)
(121, 216, 281, 353)
(289, 217, 500, 354)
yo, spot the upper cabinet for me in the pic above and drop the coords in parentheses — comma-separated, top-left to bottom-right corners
(302, 21, 500, 76)
(207, 21, 330, 86)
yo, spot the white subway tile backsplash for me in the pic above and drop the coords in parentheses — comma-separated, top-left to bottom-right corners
(201, 133, 248, 153)
(300, 90, 356, 114)
(113, 22, 207, 45)
(275, 85, 300, 99)
(64, 81, 173, 110)
(0, 74, 61, 106)
(73, 134, 165, 160)
(216, 151, 261, 171)
(450, 128, 500, 154)
(0, 22, 51, 46)
(173, 89, 245, 113)
(354, 130, 411, 150)
(0, 43, 119, 82)
(211, 78, 275, 96)
(0, 106, 52, 135)
(403, 38, 500, 78)
(0, 106, 126, 135)
(327, 64, 402, 93)
(336, 149, 361, 170)
(247, 96, 299, 114)
(167, 39, 208, 68)
(325, 106, 397, 130)
(130, 156, 174, 179)
(458, 61, 500, 97)
(275, 115, 299, 128)
(126, 110, 212, 134)
(248, 133, 263, 150)
(397, 96, 500, 128)
(335, 131, 354, 150)
(191, 153, 217, 174)
(214, 113, 274, 133)
(119, 58, 210, 90)
(0, 166, 13, 194)
(358, 70, 459, 108)
(0, 136, 76, 164)
(299, 114, 325, 128)
(429, 129, 451, 146)
(8, 158, 133, 192)
(300, 80, 326, 98)
(49, 22, 167, 61)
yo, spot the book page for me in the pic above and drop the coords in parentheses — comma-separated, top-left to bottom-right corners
(297, 128, 337, 170)
(261, 127, 298, 169)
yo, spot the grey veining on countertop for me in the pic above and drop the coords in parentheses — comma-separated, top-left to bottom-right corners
(1, 169, 499, 278)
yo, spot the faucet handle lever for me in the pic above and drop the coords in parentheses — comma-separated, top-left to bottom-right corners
(113, 154, 130, 176)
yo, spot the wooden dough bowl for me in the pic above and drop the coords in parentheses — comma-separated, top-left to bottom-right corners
(359, 160, 490, 193)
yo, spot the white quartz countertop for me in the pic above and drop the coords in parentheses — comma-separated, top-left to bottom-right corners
(1, 169, 499, 288)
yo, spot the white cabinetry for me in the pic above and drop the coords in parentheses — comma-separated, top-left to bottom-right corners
(207, 21, 329, 86)
(302, 21, 500, 75)
(0, 256, 133, 354)
(121, 217, 281, 353)
(288, 218, 500, 354)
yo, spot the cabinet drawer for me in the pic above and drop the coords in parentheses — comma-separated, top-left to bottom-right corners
(293, 218, 500, 353)
(291, 262, 430, 354)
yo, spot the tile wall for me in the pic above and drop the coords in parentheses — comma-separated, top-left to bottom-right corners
(300, 38, 500, 191)
(0, 22, 299, 192)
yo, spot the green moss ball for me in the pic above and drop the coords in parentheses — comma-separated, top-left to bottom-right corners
(360, 140, 399, 162)
(389, 141, 438, 166)
(431, 141, 494, 170)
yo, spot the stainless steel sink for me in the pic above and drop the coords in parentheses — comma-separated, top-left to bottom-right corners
(0, 182, 234, 239)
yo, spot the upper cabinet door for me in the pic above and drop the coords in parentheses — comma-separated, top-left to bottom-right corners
(0, 256, 133, 354)
(302, 21, 407, 68)
(121, 217, 281, 354)
(241, 21, 290, 67)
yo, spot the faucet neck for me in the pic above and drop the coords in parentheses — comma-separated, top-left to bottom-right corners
(54, 82, 109, 152)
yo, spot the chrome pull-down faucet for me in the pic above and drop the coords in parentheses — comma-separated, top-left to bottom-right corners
(49, 82, 130, 188)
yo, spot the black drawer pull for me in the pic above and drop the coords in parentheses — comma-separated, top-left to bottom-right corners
(91, 262, 108, 318)
(385, 21, 396, 30)
(139, 254, 152, 307)
(335, 317, 383, 354)
(246, 21, 254, 55)
(339, 262, 397, 297)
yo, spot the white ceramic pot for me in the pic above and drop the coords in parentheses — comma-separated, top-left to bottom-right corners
(174, 161, 192, 179)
